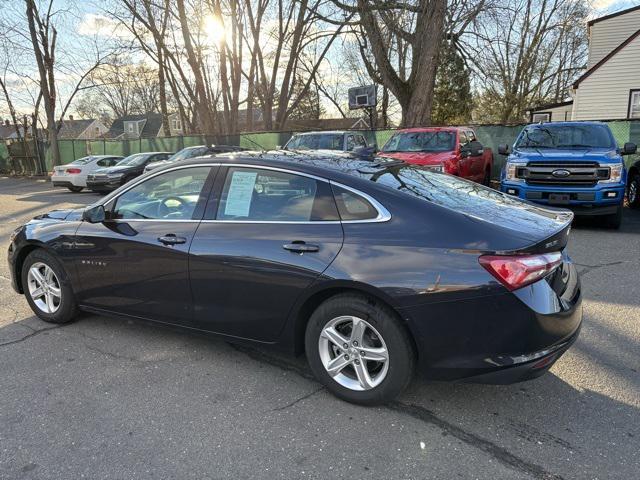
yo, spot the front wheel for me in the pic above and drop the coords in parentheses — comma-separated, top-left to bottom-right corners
(628, 174, 640, 209)
(67, 186, 83, 193)
(305, 293, 415, 405)
(21, 249, 77, 323)
(603, 204, 623, 229)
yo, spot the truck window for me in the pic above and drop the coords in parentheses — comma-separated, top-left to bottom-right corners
(515, 124, 616, 149)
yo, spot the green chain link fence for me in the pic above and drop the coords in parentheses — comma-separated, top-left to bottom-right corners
(3, 120, 640, 178)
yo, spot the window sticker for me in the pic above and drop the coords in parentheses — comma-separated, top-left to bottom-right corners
(224, 170, 258, 217)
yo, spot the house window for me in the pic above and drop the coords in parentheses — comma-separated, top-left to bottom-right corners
(172, 118, 182, 131)
(628, 90, 640, 119)
(532, 112, 551, 122)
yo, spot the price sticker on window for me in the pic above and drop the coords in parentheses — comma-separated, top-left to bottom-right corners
(224, 171, 258, 217)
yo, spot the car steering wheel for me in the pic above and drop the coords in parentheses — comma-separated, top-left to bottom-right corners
(158, 196, 188, 218)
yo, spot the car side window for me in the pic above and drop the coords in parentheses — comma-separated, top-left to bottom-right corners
(216, 167, 339, 222)
(357, 135, 367, 147)
(331, 185, 379, 221)
(112, 167, 211, 220)
(466, 131, 477, 142)
(346, 135, 356, 151)
(96, 158, 110, 167)
(459, 131, 468, 146)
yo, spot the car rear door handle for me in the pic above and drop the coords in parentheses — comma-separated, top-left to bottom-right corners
(158, 234, 187, 245)
(283, 241, 319, 253)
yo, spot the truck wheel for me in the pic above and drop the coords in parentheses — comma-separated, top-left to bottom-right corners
(603, 204, 623, 229)
(628, 174, 640, 209)
(67, 186, 83, 193)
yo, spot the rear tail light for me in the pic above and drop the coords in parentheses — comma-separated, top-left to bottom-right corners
(479, 252, 562, 291)
(66, 168, 81, 174)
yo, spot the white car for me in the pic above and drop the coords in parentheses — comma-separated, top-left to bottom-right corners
(51, 155, 123, 192)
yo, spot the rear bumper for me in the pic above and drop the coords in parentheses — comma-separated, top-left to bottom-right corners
(501, 181, 624, 215)
(86, 179, 120, 191)
(401, 259, 582, 383)
(52, 176, 83, 187)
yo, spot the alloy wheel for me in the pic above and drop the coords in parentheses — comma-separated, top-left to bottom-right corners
(27, 262, 62, 314)
(630, 180, 638, 204)
(318, 315, 389, 391)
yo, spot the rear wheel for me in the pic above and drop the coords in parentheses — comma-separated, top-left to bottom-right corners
(305, 293, 415, 405)
(628, 174, 640, 209)
(21, 249, 77, 324)
(67, 186, 83, 193)
(603, 204, 623, 229)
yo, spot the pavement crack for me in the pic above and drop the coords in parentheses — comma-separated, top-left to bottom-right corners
(574, 260, 625, 276)
(0, 325, 63, 347)
(231, 343, 564, 480)
(273, 387, 324, 411)
(387, 402, 564, 480)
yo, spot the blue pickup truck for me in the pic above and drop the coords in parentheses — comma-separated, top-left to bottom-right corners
(499, 122, 637, 229)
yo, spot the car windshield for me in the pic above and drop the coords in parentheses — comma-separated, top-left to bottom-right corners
(117, 154, 149, 167)
(515, 124, 615, 149)
(286, 134, 343, 150)
(70, 156, 95, 165)
(381, 131, 456, 153)
(168, 147, 207, 162)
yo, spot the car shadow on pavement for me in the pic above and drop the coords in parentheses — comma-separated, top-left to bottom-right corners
(1, 311, 637, 479)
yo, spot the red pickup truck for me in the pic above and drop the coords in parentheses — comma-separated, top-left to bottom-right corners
(378, 127, 493, 185)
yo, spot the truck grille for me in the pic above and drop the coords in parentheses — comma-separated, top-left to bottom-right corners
(517, 162, 609, 188)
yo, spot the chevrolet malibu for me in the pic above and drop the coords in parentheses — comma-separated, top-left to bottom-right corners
(7, 152, 582, 405)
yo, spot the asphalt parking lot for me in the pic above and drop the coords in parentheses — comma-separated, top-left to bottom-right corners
(1, 176, 639, 480)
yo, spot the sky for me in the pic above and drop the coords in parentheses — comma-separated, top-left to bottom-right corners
(1, 0, 640, 122)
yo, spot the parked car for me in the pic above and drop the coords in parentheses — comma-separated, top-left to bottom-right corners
(499, 122, 636, 229)
(51, 155, 124, 192)
(144, 145, 247, 173)
(86, 152, 172, 192)
(378, 127, 493, 185)
(284, 131, 369, 152)
(626, 157, 640, 209)
(8, 152, 581, 405)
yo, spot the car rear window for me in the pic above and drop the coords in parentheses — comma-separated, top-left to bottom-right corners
(331, 185, 378, 221)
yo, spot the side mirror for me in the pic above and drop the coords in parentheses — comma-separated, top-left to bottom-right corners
(621, 142, 637, 155)
(82, 204, 105, 223)
(498, 144, 510, 155)
(469, 141, 483, 156)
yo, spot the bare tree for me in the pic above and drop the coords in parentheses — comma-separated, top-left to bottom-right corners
(465, 0, 589, 122)
(327, 0, 447, 127)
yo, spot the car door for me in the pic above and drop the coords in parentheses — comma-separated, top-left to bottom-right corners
(73, 165, 216, 324)
(189, 165, 344, 341)
(457, 131, 474, 178)
(466, 130, 486, 181)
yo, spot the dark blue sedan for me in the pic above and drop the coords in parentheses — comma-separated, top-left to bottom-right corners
(7, 151, 582, 404)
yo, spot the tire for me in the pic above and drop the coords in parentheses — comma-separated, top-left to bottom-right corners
(21, 249, 77, 324)
(67, 186, 83, 193)
(603, 204, 623, 229)
(628, 174, 640, 209)
(305, 293, 415, 405)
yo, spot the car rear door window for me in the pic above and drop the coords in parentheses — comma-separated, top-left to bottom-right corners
(331, 185, 379, 221)
(112, 167, 211, 220)
(216, 167, 339, 222)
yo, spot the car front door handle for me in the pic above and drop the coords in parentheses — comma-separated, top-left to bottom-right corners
(283, 241, 319, 253)
(158, 234, 187, 245)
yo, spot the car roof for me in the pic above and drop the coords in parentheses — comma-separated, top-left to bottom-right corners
(178, 150, 383, 182)
(292, 131, 356, 136)
(526, 121, 605, 127)
(394, 127, 463, 134)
